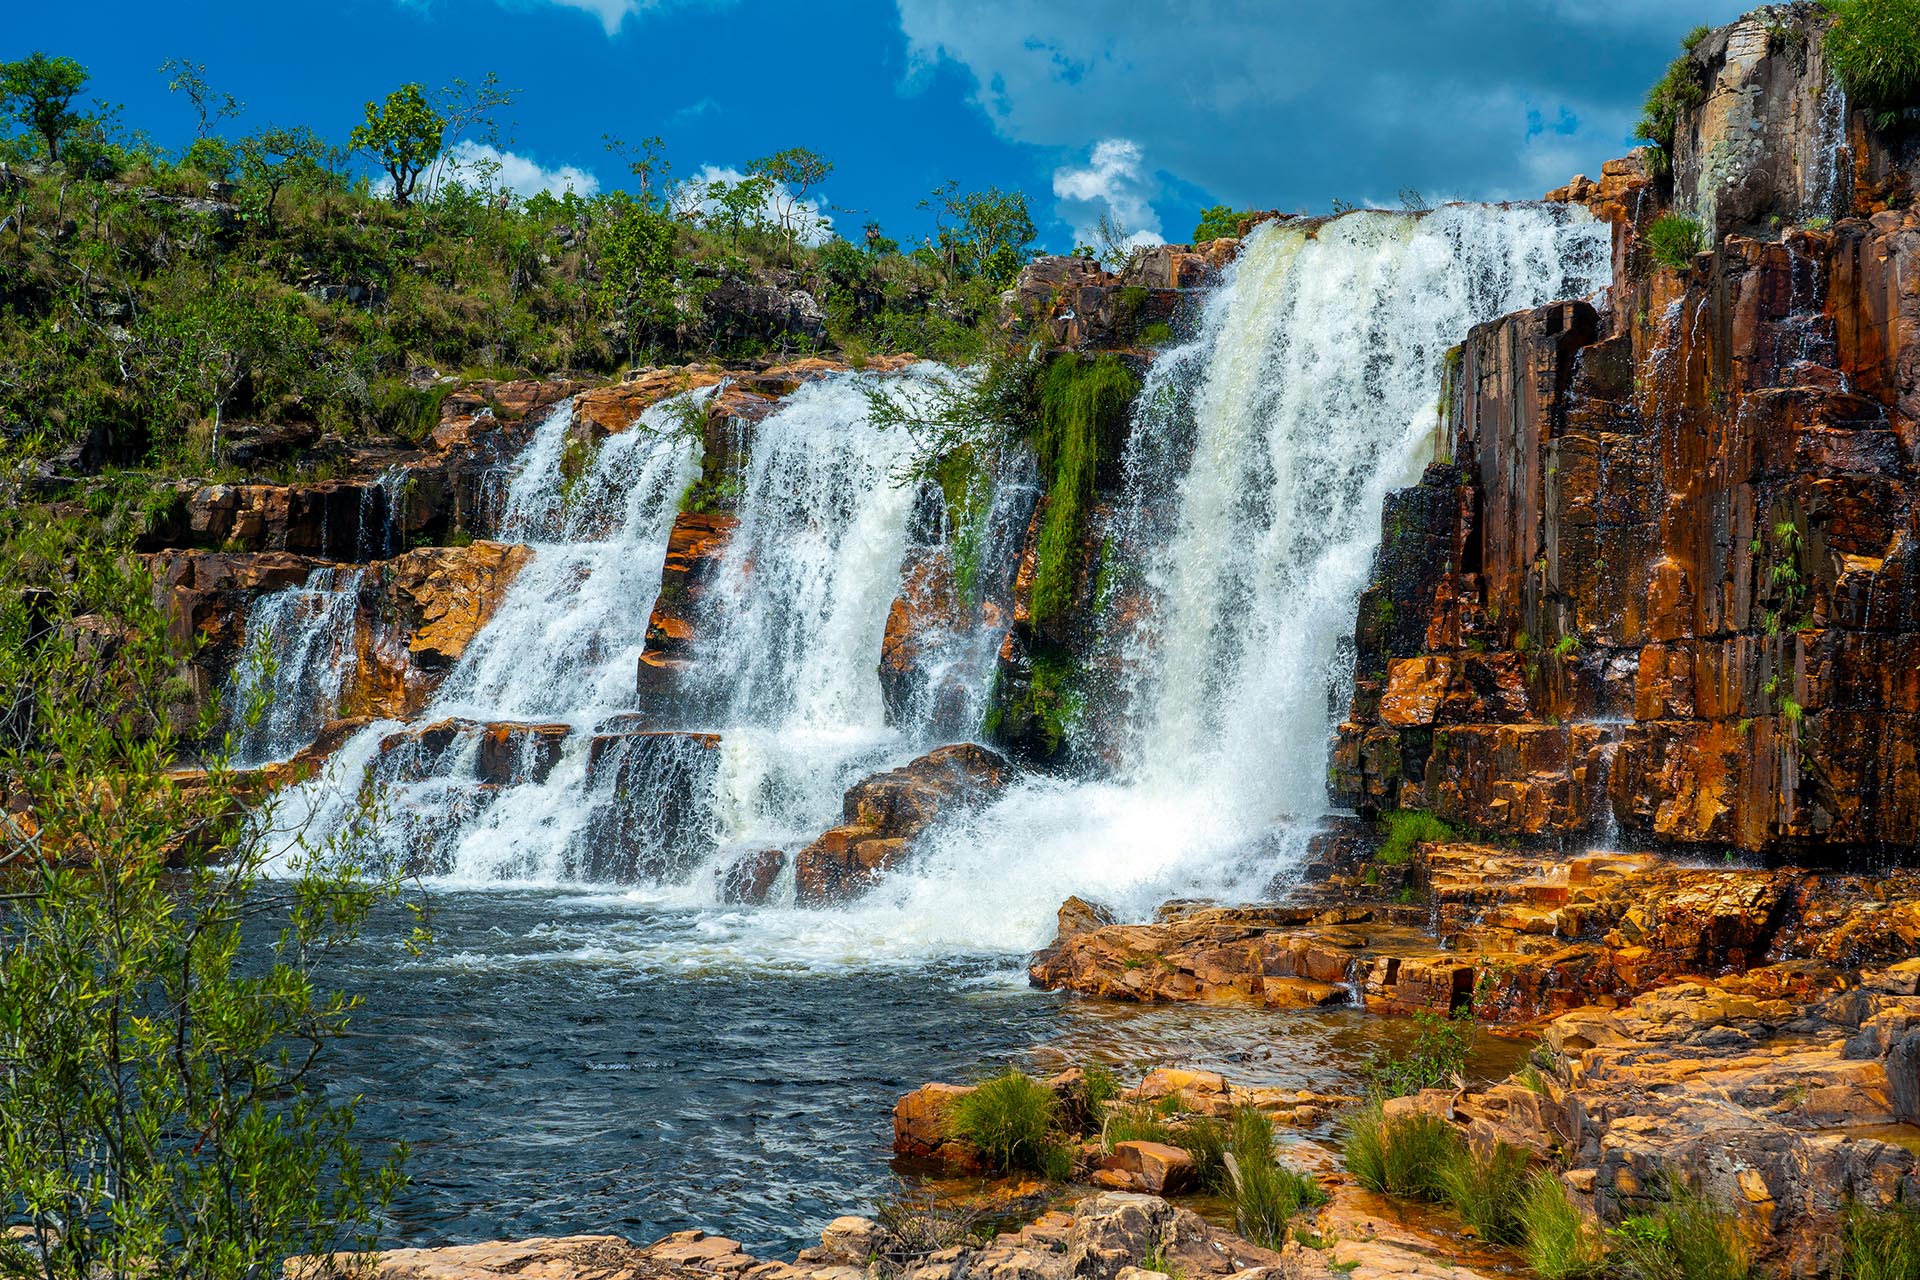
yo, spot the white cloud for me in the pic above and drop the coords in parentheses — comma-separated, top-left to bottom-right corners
(436, 142, 600, 198)
(670, 164, 835, 247)
(895, 0, 1752, 218)
(1052, 138, 1164, 253)
(540, 0, 640, 34)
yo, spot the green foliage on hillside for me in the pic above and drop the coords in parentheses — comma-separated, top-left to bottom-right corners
(0, 55, 1040, 477)
(1823, 0, 1920, 128)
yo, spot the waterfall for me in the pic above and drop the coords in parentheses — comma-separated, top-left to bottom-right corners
(223, 566, 365, 768)
(792, 205, 1611, 961)
(274, 204, 1609, 970)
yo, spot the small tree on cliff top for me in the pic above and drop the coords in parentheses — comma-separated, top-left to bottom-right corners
(0, 479, 416, 1280)
(0, 52, 90, 163)
(748, 146, 833, 263)
(351, 82, 443, 207)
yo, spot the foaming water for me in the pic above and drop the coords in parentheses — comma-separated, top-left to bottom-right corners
(224, 566, 366, 767)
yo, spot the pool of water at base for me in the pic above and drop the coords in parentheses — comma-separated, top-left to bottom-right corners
(315, 889, 1529, 1257)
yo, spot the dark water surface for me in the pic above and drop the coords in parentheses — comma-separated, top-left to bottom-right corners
(315, 889, 1520, 1256)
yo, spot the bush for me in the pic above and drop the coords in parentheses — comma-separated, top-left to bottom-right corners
(1647, 215, 1706, 269)
(1364, 1007, 1475, 1097)
(1608, 1183, 1750, 1280)
(1340, 1098, 1463, 1201)
(1437, 1142, 1530, 1245)
(1823, 0, 1920, 125)
(1377, 808, 1454, 865)
(1518, 1172, 1607, 1280)
(1840, 1202, 1920, 1280)
(1637, 27, 1713, 153)
(948, 1068, 1068, 1175)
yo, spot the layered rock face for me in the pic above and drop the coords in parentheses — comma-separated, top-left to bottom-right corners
(1333, 28, 1920, 862)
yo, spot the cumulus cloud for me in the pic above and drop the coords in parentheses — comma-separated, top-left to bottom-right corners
(439, 142, 600, 197)
(895, 0, 1750, 216)
(670, 164, 835, 247)
(1052, 139, 1164, 253)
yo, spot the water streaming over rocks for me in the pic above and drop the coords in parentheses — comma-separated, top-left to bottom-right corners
(224, 566, 366, 767)
(278, 205, 1607, 966)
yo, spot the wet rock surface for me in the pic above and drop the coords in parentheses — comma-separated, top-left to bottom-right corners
(794, 744, 1011, 903)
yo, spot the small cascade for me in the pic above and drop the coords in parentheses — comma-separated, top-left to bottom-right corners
(1807, 74, 1852, 222)
(223, 566, 366, 767)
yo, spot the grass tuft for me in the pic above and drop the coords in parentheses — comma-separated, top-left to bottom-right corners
(1839, 1202, 1920, 1280)
(1647, 215, 1706, 270)
(1377, 809, 1453, 865)
(1225, 1107, 1325, 1249)
(1823, 0, 1920, 127)
(1437, 1141, 1530, 1245)
(1339, 1097, 1461, 1202)
(1518, 1172, 1607, 1280)
(1607, 1182, 1750, 1280)
(947, 1068, 1068, 1176)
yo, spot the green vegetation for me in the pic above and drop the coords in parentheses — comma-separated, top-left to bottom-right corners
(1192, 205, 1257, 242)
(1636, 27, 1713, 160)
(1436, 1141, 1529, 1244)
(0, 493, 414, 1279)
(948, 1068, 1072, 1177)
(1362, 1006, 1475, 1096)
(1340, 1099, 1459, 1201)
(1377, 808, 1454, 866)
(1030, 353, 1140, 625)
(1607, 1184, 1751, 1280)
(1823, 0, 1920, 129)
(1647, 215, 1706, 269)
(1103, 1102, 1180, 1149)
(0, 54, 1043, 476)
(1518, 1172, 1607, 1280)
(1840, 1201, 1920, 1280)
(1225, 1107, 1326, 1249)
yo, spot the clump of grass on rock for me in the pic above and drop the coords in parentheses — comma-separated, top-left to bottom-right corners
(948, 1067, 1074, 1179)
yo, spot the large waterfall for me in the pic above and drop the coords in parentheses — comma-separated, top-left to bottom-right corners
(277, 204, 1607, 968)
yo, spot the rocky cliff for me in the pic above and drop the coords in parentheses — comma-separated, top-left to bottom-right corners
(1332, 6, 1920, 863)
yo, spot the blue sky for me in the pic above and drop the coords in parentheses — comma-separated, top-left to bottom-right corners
(7, 0, 1750, 251)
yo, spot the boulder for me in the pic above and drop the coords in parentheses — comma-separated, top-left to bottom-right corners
(891, 1082, 981, 1169)
(794, 744, 1010, 903)
(719, 848, 786, 905)
(1101, 1142, 1197, 1195)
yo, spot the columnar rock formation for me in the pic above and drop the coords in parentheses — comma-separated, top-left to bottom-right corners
(1332, 11, 1920, 862)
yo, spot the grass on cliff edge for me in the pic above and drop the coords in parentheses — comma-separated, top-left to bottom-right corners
(1376, 809, 1455, 865)
(1823, 0, 1920, 127)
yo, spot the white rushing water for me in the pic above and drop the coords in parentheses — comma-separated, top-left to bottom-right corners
(276, 205, 1609, 971)
(224, 566, 366, 768)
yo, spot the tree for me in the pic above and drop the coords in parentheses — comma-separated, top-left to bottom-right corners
(420, 73, 516, 204)
(1191, 204, 1255, 243)
(349, 83, 443, 208)
(594, 192, 677, 362)
(748, 146, 832, 262)
(604, 133, 671, 207)
(0, 484, 411, 1280)
(160, 59, 243, 140)
(924, 181, 1035, 286)
(237, 125, 326, 225)
(0, 53, 89, 163)
(704, 172, 774, 247)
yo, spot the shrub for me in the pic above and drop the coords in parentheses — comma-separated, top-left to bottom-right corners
(1192, 204, 1258, 242)
(1608, 1183, 1751, 1280)
(949, 1068, 1066, 1175)
(1377, 809, 1454, 865)
(1438, 1142, 1530, 1245)
(1340, 1098, 1463, 1201)
(1840, 1202, 1920, 1280)
(1647, 215, 1706, 269)
(1082, 1062, 1122, 1111)
(1518, 1172, 1607, 1280)
(1363, 1007, 1475, 1097)
(1823, 0, 1920, 127)
(1637, 28, 1713, 153)
(874, 1183, 993, 1267)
